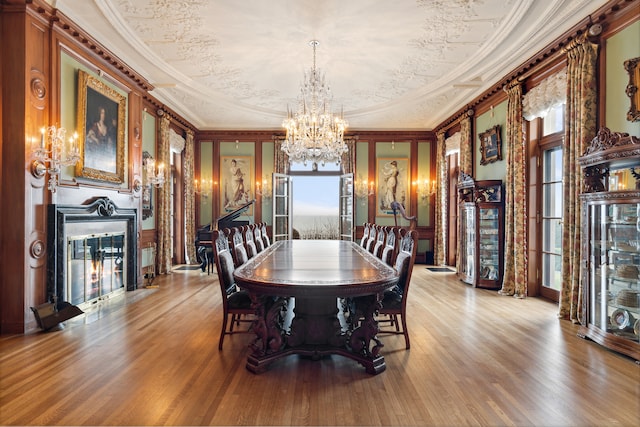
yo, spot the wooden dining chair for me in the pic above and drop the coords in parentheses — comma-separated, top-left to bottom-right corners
(378, 229, 417, 350)
(260, 222, 271, 247)
(211, 229, 254, 350)
(360, 223, 371, 248)
(373, 226, 388, 259)
(380, 227, 400, 266)
(242, 225, 258, 259)
(252, 224, 265, 253)
(365, 225, 378, 254)
(229, 227, 249, 267)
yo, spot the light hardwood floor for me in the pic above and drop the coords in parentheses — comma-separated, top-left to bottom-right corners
(1, 266, 638, 426)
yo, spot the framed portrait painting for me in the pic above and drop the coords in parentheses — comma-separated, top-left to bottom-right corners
(75, 70, 126, 184)
(220, 156, 254, 215)
(377, 158, 410, 216)
(479, 125, 502, 165)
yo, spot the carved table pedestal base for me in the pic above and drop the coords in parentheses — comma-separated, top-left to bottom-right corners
(246, 294, 386, 375)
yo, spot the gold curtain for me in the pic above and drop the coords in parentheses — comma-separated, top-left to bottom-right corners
(434, 131, 447, 266)
(273, 136, 288, 174)
(455, 115, 473, 273)
(156, 116, 172, 274)
(499, 82, 528, 298)
(340, 136, 357, 175)
(558, 34, 599, 322)
(183, 129, 197, 264)
(459, 114, 473, 178)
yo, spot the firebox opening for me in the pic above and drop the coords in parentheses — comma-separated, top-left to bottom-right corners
(67, 232, 126, 308)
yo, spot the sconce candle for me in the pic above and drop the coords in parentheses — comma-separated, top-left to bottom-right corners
(256, 175, 272, 200)
(32, 125, 81, 193)
(415, 177, 436, 205)
(144, 157, 166, 188)
(194, 177, 213, 197)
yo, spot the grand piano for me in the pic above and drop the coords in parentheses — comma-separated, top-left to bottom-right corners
(195, 199, 255, 273)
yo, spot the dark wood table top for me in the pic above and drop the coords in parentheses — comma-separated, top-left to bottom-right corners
(233, 240, 399, 298)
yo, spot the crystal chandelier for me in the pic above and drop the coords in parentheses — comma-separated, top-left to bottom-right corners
(281, 40, 348, 166)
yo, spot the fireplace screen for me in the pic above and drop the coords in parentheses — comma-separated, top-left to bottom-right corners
(67, 233, 126, 305)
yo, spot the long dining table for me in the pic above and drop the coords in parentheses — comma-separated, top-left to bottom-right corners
(233, 239, 399, 375)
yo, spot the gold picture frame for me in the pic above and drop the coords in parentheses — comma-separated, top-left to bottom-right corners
(75, 69, 126, 184)
(479, 125, 502, 165)
(220, 156, 254, 215)
(624, 57, 640, 122)
(377, 157, 409, 216)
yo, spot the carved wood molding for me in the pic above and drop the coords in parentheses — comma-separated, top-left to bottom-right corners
(580, 127, 640, 193)
(580, 127, 640, 164)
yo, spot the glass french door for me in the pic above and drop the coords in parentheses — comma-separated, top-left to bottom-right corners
(339, 173, 354, 240)
(272, 171, 353, 241)
(272, 173, 292, 241)
(541, 146, 563, 296)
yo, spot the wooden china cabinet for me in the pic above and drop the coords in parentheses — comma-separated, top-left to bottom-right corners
(578, 127, 640, 363)
(457, 173, 504, 290)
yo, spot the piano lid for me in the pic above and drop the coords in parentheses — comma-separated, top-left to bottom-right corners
(216, 199, 255, 230)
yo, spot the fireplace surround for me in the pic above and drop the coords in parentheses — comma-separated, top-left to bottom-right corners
(47, 197, 137, 306)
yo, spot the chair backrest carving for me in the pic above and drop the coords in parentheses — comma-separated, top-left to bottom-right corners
(252, 224, 265, 253)
(230, 227, 249, 267)
(366, 225, 378, 253)
(360, 223, 371, 248)
(260, 222, 271, 247)
(381, 227, 399, 266)
(373, 226, 387, 259)
(242, 225, 258, 259)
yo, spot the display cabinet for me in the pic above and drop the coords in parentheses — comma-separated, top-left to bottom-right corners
(578, 128, 640, 362)
(457, 174, 504, 289)
(458, 201, 476, 284)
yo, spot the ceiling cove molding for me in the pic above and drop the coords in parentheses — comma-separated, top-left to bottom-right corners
(28, 4, 154, 93)
(435, 0, 636, 134)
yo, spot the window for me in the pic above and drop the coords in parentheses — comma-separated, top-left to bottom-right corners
(542, 104, 564, 136)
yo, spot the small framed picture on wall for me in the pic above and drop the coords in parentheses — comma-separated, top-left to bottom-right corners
(479, 125, 502, 165)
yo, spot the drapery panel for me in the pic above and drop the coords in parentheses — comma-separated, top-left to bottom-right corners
(184, 130, 197, 264)
(157, 116, 172, 274)
(273, 136, 288, 174)
(455, 115, 473, 274)
(499, 82, 528, 298)
(340, 136, 357, 175)
(434, 131, 447, 266)
(558, 34, 599, 322)
(459, 115, 473, 177)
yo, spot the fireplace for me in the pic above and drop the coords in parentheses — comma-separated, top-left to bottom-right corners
(48, 197, 137, 307)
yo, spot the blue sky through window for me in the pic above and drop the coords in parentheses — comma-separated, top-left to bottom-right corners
(292, 175, 339, 216)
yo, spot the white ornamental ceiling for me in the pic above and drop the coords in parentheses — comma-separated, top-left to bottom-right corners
(53, 0, 609, 131)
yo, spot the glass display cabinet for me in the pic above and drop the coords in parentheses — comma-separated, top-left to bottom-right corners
(458, 201, 476, 285)
(457, 174, 504, 290)
(578, 127, 640, 363)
